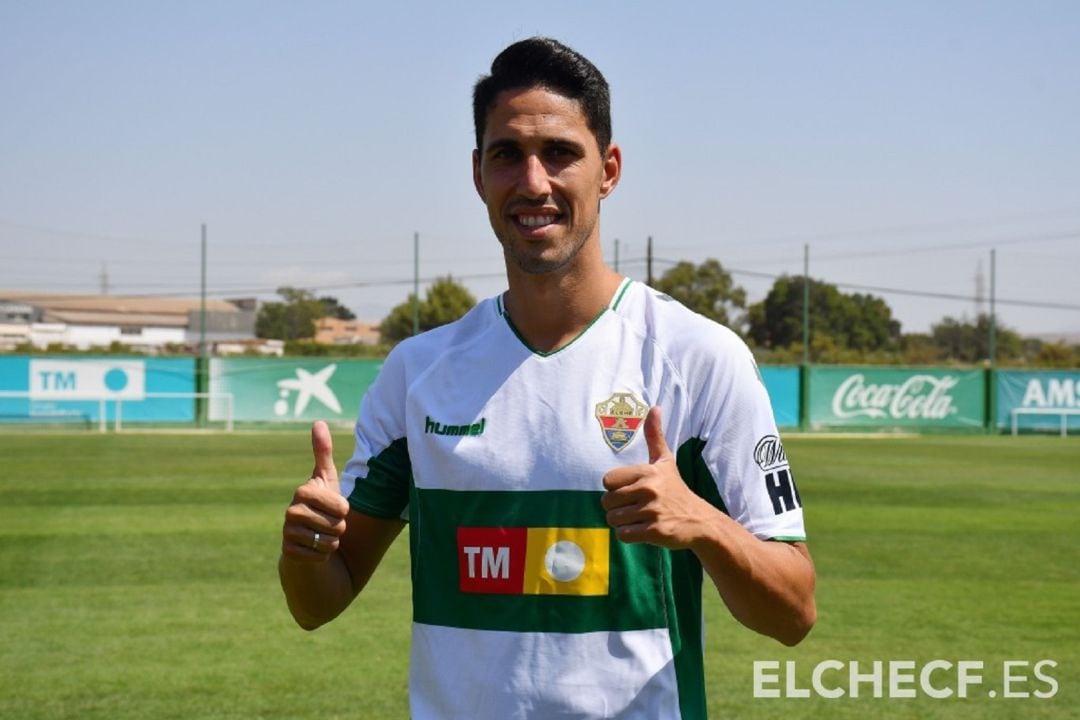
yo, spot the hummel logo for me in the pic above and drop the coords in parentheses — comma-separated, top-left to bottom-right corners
(426, 415, 486, 437)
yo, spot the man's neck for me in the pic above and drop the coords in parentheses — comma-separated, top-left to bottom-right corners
(503, 260, 624, 354)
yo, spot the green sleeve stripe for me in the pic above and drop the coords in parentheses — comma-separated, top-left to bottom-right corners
(675, 437, 728, 516)
(768, 536, 807, 542)
(347, 437, 410, 519)
(348, 498, 405, 520)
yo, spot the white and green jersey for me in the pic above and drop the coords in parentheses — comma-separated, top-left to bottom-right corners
(341, 278, 805, 719)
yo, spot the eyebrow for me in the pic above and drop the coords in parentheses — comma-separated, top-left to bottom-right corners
(484, 137, 587, 156)
(484, 139, 519, 156)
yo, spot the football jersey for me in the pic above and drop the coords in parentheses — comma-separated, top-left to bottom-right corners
(341, 278, 805, 719)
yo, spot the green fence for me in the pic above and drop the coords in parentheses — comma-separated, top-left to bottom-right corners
(3, 355, 1078, 434)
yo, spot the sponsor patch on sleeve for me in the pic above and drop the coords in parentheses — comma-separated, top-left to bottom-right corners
(754, 435, 802, 515)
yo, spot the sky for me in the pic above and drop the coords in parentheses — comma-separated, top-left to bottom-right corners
(2, 1, 1079, 337)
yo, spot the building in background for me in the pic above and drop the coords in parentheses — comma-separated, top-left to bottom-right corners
(0, 291, 257, 352)
(312, 317, 381, 346)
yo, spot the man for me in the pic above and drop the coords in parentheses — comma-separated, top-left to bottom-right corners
(280, 37, 815, 718)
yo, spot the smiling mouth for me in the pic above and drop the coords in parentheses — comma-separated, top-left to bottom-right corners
(511, 209, 565, 232)
(516, 214, 560, 228)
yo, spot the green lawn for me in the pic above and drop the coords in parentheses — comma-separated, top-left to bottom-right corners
(0, 431, 1076, 719)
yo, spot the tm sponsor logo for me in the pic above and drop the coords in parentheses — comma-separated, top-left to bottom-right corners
(831, 374, 959, 421)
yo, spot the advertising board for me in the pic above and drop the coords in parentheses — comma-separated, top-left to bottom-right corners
(0, 356, 196, 423)
(807, 367, 985, 430)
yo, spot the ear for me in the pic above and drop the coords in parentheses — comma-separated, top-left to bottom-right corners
(599, 142, 621, 199)
(472, 148, 485, 201)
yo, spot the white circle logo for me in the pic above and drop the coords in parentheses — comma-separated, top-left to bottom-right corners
(544, 540, 586, 583)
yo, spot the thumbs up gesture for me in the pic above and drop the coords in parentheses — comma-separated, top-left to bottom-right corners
(281, 421, 351, 561)
(601, 407, 713, 550)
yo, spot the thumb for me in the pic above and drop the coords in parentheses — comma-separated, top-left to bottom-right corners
(643, 406, 673, 464)
(311, 420, 339, 484)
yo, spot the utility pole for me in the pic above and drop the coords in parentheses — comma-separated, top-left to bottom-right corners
(646, 236, 653, 286)
(988, 248, 996, 367)
(199, 223, 208, 427)
(412, 232, 420, 336)
(987, 248, 998, 435)
(200, 223, 207, 359)
(802, 244, 810, 366)
(974, 259, 986, 317)
(99, 263, 109, 295)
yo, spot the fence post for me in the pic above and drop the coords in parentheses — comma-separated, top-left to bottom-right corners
(799, 363, 810, 431)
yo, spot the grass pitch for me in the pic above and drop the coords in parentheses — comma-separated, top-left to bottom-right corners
(0, 431, 1076, 719)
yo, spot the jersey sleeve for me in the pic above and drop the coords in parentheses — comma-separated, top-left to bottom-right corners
(340, 348, 411, 521)
(691, 334, 805, 542)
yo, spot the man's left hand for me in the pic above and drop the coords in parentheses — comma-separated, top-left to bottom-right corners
(601, 406, 717, 549)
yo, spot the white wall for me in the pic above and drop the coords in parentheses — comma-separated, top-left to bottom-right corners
(25, 323, 187, 350)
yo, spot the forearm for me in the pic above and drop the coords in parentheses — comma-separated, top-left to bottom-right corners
(691, 509, 816, 646)
(279, 511, 405, 630)
(278, 552, 357, 630)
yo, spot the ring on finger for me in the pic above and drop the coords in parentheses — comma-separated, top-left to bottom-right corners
(312, 531, 321, 550)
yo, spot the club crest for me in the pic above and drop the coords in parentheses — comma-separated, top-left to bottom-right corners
(594, 392, 649, 452)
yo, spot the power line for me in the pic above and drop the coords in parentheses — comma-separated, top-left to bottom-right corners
(30, 271, 512, 299)
(656, 229, 1080, 267)
(697, 206, 1080, 247)
(8, 255, 1077, 312)
(808, 230, 1080, 262)
(6, 244, 1079, 315)
(647, 256, 1080, 312)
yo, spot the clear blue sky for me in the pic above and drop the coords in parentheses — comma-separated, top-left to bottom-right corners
(3, 1, 1079, 335)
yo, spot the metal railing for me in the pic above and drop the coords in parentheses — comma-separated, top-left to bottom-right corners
(1010, 408, 1080, 437)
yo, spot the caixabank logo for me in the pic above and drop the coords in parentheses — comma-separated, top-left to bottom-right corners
(457, 527, 611, 596)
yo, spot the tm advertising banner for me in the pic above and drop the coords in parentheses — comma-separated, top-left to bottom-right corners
(0, 356, 195, 423)
(997, 370, 1080, 432)
(760, 366, 800, 428)
(807, 367, 985, 430)
(208, 358, 383, 422)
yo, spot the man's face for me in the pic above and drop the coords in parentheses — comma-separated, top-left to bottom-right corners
(473, 87, 620, 275)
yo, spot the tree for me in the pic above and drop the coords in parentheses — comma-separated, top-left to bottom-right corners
(256, 287, 328, 340)
(746, 276, 901, 356)
(379, 276, 477, 345)
(318, 295, 355, 320)
(898, 332, 940, 364)
(930, 314, 1022, 364)
(652, 259, 747, 329)
(1032, 341, 1080, 369)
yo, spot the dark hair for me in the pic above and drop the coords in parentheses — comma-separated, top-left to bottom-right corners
(472, 37, 611, 153)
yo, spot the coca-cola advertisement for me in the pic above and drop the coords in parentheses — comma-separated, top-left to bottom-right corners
(808, 367, 985, 429)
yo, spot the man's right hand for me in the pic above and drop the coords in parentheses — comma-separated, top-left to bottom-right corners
(281, 421, 350, 562)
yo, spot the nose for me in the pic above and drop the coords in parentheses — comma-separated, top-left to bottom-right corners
(518, 153, 552, 198)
